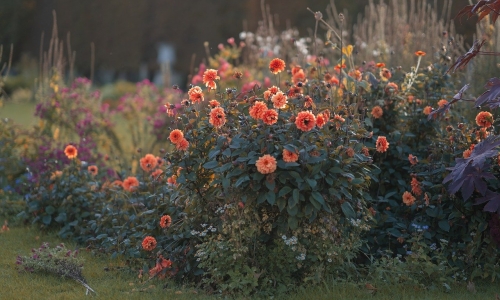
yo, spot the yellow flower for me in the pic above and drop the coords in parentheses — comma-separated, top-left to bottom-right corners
(342, 45, 353, 56)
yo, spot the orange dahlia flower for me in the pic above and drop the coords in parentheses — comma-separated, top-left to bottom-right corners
(292, 68, 306, 85)
(151, 169, 163, 180)
(402, 191, 415, 206)
(415, 50, 426, 56)
(188, 86, 204, 103)
(411, 177, 422, 196)
(123, 176, 139, 192)
(437, 99, 448, 108)
(176, 138, 189, 151)
(255, 154, 277, 174)
(423, 106, 432, 115)
(202, 69, 220, 91)
(371, 106, 383, 119)
(316, 113, 326, 128)
(295, 111, 316, 131)
(380, 68, 391, 79)
(140, 154, 158, 172)
(249, 101, 268, 120)
(271, 91, 288, 109)
(475, 111, 493, 128)
(160, 215, 172, 229)
(148, 255, 172, 279)
(346, 147, 355, 158)
(169, 129, 184, 144)
(111, 180, 123, 188)
(269, 58, 286, 74)
(209, 107, 226, 127)
(87, 165, 98, 176)
(262, 109, 278, 125)
(142, 236, 157, 251)
(376, 62, 386, 68)
(64, 145, 78, 159)
(209, 99, 220, 108)
(283, 149, 299, 163)
(385, 82, 398, 94)
(376, 136, 389, 153)
(408, 154, 418, 165)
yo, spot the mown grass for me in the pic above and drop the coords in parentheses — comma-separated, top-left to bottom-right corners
(0, 224, 210, 300)
(0, 102, 37, 127)
(1, 222, 499, 300)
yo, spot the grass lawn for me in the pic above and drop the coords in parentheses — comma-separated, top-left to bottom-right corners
(0, 222, 498, 300)
(0, 102, 37, 127)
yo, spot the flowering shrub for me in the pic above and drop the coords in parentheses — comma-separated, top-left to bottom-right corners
(8, 0, 500, 296)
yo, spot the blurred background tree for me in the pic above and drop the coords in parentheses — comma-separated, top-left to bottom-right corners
(0, 0, 472, 85)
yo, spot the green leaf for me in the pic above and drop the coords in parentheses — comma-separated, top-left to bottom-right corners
(305, 178, 317, 189)
(287, 200, 299, 216)
(292, 189, 299, 205)
(311, 191, 325, 205)
(54, 212, 67, 223)
(266, 191, 276, 205)
(387, 228, 402, 237)
(341, 202, 356, 218)
(202, 160, 219, 169)
(438, 220, 450, 232)
(42, 215, 52, 225)
(350, 178, 364, 185)
(45, 206, 56, 215)
(278, 186, 292, 198)
(277, 198, 286, 211)
(235, 175, 250, 187)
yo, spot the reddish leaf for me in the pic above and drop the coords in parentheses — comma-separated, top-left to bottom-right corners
(446, 40, 486, 73)
(456, 0, 500, 24)
(444, 136, 500, 200)
(427, 84, 470, 120)
(475, 77, 500, 109)
(476, 190, 500, 213)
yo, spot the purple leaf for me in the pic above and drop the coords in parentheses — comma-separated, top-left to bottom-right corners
(475, 78, 500, 109)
